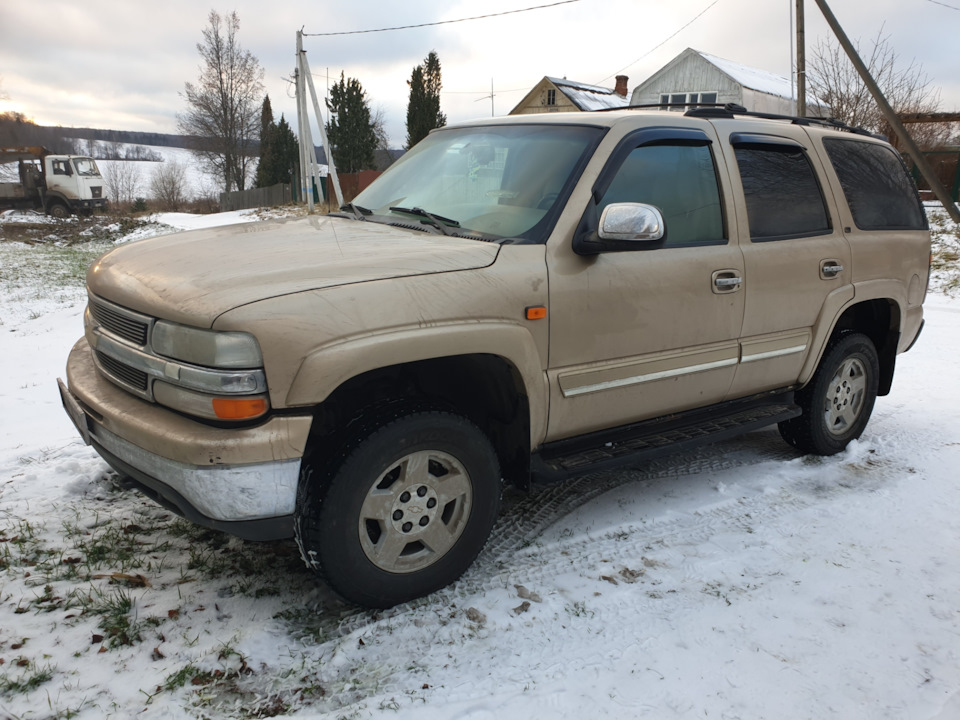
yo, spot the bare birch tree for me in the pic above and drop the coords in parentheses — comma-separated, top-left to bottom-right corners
(103, 162, 143, 208)
(808, 31, 951, 150)
(150, 160, 189, 211)
(178, 10, 264, 192)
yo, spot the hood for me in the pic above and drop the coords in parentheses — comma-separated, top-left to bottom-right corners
(87, 215, 500, 327)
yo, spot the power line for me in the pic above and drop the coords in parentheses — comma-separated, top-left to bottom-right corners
(303, 0, 583, 37)
(596, 0, 722, 84)
(926, 0, 960, 11)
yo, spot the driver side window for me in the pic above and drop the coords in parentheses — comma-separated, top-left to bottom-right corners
(599, 143, 725, 246)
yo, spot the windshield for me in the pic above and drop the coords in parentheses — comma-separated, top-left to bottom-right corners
(352, 123, 602, 242)
(72, 157, 101, 177)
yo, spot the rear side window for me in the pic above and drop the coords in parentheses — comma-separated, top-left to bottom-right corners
(733, 141, 831, 241)
(823, 138, 926, 231)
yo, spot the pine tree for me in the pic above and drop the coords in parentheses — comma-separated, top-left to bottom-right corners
(255, 107, 299, 188)
(325, 73, 377, 174)
(254, 95, 275, 188)
(405, 51, 446, 149)
(271, 115, 299, 184)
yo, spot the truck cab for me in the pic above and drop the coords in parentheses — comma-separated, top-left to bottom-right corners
(0, 147, 107, 216)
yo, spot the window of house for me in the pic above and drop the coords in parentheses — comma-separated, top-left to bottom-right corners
(659, 92, 719, 111)
(546, 89, 556, 106)
(822, 138, 926, 231)
(599, 143, 725, 246)
(733, 139, 830, 241)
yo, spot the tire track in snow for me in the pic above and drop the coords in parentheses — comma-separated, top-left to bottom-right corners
(316, 431, 803, 638)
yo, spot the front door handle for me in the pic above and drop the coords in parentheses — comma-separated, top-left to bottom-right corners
(712, 269, 742, 293)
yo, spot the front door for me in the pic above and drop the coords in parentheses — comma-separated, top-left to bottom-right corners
(545, 128, 745, 441)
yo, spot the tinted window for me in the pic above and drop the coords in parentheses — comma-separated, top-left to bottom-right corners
(734, 144, 830, 240)
(599, 144, 724, 246)
(823, 139, 926, 230)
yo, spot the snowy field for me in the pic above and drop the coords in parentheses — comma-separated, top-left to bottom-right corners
(1, 209, 959, 719)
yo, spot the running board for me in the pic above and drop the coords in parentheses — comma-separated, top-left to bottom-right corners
(531, 392, 801, 482)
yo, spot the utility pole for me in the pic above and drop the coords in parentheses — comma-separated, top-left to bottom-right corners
(812, 0, 960, 223)
(790, 0, 796, 113)
(796, 0, 806, 117)
(475, 79, 496, 117)
(294, 30, 343, 212)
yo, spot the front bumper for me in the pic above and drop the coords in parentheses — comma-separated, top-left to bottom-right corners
(60, 338, 313, 540)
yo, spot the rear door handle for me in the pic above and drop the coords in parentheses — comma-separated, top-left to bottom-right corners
(821, 260, 844, 279)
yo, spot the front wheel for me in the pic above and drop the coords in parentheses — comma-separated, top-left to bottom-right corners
(295, 411, 501, 608)
(779, 332, 879, 455)
(47, 201, 70, 219)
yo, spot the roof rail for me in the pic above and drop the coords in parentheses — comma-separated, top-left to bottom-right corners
(595, 102, 882, 139)
(683, 104, 882, 138)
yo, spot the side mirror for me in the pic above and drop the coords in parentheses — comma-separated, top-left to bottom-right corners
(599, 203, 664, 241)
(574, 203, 666, 255)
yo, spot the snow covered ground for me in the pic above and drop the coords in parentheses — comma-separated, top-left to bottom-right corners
(1, 209, 959, 719)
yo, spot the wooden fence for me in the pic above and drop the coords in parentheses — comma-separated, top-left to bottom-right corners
(219, 182, 292, 212)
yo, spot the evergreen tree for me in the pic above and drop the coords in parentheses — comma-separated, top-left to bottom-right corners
(254, 95, 275, 188)
(271, 115, 299, 184)
(325, 73, 377, 174)
(255, 109, 299, 187)
(405, 51, 446, 149)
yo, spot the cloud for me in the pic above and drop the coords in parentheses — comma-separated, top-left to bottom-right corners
(2, 0, 958, 147)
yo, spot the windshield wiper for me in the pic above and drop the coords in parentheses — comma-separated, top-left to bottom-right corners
(338, 202, 371, 221)
(388, 206, 460, 235)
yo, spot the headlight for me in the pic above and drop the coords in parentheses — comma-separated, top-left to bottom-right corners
(153, 321, 263, 369)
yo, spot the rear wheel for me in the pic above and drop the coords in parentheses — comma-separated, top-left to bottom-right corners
(295, 411, 501, 608)
(779, 332, 879, 455)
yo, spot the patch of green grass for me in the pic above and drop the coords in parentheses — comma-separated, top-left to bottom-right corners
(74, 586, 145, 648)
(0, 659, 55, 694)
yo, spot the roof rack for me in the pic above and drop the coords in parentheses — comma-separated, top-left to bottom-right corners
(598, 102, 883, 139)
(685, 103, 882, 138)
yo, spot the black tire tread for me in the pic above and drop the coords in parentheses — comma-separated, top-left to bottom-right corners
(779, 331, 879, 456)
(295, 411, 501, 608)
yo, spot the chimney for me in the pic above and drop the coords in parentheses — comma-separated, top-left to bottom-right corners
(614, 75, 628, 98)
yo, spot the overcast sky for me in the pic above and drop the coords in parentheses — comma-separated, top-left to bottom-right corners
(1, 0, 958, 148)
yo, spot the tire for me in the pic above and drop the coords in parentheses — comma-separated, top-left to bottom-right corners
(295, 411, 502, 608)
(779, 332, 879, 456)
(47, 201, 70, 219)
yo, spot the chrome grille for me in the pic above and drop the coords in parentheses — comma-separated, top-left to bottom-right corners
(95, 350, 149, 392)
(89, 298, 149, 345)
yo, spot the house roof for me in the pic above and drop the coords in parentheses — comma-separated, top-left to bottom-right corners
(631, 48, 826, 111)
(695, 50, 796, 100)
(546, 77, 629, 111)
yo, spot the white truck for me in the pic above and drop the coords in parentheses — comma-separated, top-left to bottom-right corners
(0, 146, 108, 217)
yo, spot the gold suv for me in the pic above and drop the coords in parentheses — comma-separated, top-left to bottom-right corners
(60, 107, 931, 607)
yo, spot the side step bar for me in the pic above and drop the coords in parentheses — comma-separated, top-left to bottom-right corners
(531, 392, 801, 482)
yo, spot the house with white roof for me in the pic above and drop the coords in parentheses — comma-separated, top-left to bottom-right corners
(630, 48, 828, 117)
(509, 75, 630, 115)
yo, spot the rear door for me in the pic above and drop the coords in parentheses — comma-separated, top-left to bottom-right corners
(710, 121, 854, 399)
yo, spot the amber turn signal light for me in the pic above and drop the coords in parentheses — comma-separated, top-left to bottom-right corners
(525, 306, 547, 320)
(212, 397, 268, 420)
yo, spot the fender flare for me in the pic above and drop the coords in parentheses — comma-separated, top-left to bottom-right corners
(285, 321, 550, 445)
